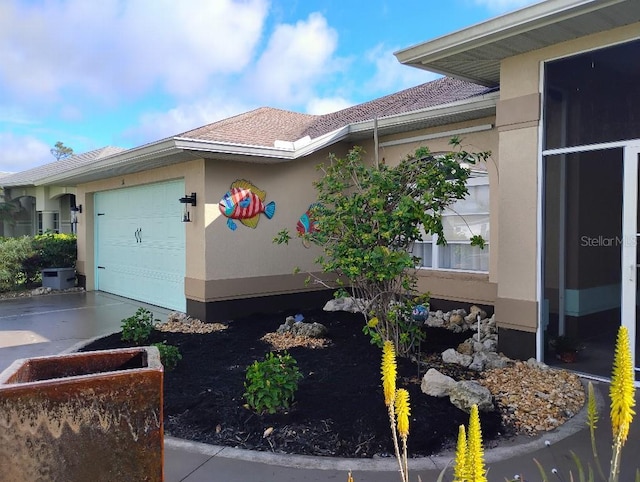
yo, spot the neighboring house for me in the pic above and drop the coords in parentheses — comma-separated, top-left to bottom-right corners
(0, 147, 125, 236)
(2, 0, 637, 383)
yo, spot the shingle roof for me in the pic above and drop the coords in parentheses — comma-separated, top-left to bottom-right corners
(304, 77, 492, 139)
(179, 77, 492, 148)
(178, 107, 317, 146)
(0, 146, 126, 186)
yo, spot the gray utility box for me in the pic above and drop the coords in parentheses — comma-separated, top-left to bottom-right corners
(41, 268, 76, 290)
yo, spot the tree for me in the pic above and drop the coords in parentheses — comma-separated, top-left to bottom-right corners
(275, 139, 489, 356)
(50, 141, 74, 161)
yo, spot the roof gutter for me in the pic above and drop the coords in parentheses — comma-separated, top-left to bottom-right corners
(348, 91, 498, 134)
(37, 138, 180, 185)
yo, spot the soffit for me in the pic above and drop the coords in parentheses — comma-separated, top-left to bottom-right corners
(395, 0, 640, 87)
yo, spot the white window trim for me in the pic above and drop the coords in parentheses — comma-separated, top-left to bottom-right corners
(414, 175, 490, 273)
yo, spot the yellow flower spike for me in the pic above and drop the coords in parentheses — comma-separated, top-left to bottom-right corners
(610, 326, 636, 445)
(395, 389, 410, 439)
(587, 382, 598, 432)
(367, 317, 379, 328)
(453, 424, 468, 482)
(466, 404, 487, 482)
(381, 341, 397, 407)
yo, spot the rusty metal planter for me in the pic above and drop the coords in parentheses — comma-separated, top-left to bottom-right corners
(0, 346, 163, 481)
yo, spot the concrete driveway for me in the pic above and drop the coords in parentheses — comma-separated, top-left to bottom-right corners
(0, 290, 171, 372)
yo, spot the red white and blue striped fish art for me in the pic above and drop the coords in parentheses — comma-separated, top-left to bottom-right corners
(218, 180, 276, 230)
(296, 203, 321, 236)
(295, 203, 322, 247)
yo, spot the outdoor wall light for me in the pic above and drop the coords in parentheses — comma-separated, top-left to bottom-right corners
(70, 205, 82, 233)
(179, 193, 196, 222)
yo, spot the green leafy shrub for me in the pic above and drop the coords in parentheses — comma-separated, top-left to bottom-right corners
(244, 352, 303, 414)
(0, 236, 35, 291)
(33, 233, 77, 268)
(275, 141, 489, 356)
(22, 233, 77, 283)
(152, 341, 182, 371)
(121, 307, 158, 344)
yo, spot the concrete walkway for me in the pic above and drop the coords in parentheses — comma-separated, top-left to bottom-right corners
(1, 291, 638, 481)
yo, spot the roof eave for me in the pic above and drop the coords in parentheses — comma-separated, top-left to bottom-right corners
(36, 138, 181, 186)
(394, 0, 633, 86)
(348, 92, 499, 134)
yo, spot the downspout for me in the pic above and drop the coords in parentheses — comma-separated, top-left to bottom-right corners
(374, 117, 379, 169)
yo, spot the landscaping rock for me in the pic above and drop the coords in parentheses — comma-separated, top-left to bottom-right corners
(468, 352, 488, 371)
(323, 297, 365, 313)
(277, 317, 328, 338)
(482, 339, 498, 352)
(457, 341, 474, 356)
(484, 352, 512, 369)
(31, 287, 53, 296)
(442, 348, 472, 367)
(469, 305, 488, 320)
(449, 380, 494, 412)
(526, 358, 549, 370)
(449, 313, 464, 325)
(421, 369, 456, 397)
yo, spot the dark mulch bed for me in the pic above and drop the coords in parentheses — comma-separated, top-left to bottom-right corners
(82, 309, 508, 458)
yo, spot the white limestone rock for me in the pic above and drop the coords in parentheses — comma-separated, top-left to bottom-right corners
(421, 369, 456, 397)
(442, 348, 473, 367)
(323, 297, 365, 313)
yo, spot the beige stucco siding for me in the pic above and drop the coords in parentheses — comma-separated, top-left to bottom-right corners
(187, 146, 351, 302)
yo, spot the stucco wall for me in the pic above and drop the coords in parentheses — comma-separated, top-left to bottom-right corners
(495, 22, 640, 332)
(188, 145, 351, 303)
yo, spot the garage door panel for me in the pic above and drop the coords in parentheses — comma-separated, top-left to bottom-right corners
(95, 180, 186, 311)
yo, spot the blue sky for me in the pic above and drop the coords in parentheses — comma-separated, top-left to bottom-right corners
(0, 0, 541, 173)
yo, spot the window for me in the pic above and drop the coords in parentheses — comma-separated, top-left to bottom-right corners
(412, 174, 489, 272)
(37, 211, 60, 234)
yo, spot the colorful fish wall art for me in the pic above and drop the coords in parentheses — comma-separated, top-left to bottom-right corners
(219, 180, 276, 231)
(296, 203, 321, 248)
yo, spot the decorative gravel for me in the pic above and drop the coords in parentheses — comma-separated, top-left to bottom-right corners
(479, 361, 586, 435)
(260, 332, 330, 350)
(155, 318, 227, 334)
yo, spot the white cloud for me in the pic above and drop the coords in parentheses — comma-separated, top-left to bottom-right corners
(365, 44, 438, 93)
(123, 95, 255, 145)
(251, 13, 341, 105)
(124, 11, 351, 144)
(0, 134, 52, 173)
(0, 0, 269, 102)
(305, 96, 353, 115)
(472, 0, 543, 13)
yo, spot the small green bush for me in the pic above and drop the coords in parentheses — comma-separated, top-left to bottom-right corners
(0, 236, 35, 291)
(244, 351, 303, 414)
(23, 233, 77, 282)
(152, 341, 182, 371)
(121, 308, 158, 344)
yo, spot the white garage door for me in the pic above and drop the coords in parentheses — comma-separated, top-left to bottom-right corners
(95, 180, 186, 311)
